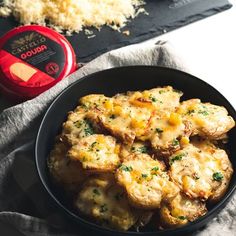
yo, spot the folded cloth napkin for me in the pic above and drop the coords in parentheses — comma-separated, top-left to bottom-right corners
(0, 41, 235, 236)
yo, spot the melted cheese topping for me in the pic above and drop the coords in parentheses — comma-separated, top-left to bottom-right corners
(140, 112, 189, 155)
(169, 141, 232, 200)
(177, 99, 235, 139)
(86, 94, 152, 145)
(128, 86, 182, 114)
(75, 175, 138, 230)
(48, 140, 87, 192)
(85, 86, 183, 146)
(160, 193, 207, 228)
(116, 154, 179, 209)
(68, 134, 120, 171)
(79, 94, 110, 110)
(62, 106, 95, 145)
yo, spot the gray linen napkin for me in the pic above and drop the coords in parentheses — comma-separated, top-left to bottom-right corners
(0, 41, 235, 236)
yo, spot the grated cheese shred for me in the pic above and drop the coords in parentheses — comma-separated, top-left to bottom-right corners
(0, 0, 147, 34)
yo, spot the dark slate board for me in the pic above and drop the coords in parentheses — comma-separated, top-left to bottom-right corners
(0, 0, 232, 63)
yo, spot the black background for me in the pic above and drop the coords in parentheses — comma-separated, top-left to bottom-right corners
(0, 0, 232, 62)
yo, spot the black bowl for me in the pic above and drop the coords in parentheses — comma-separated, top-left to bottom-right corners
(35, 66, 236, 236)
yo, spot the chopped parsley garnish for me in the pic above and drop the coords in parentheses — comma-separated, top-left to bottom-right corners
(198, 110, 209, 116)
(151, 167, 159, 171)
(100, 204, 108, 213)
(89, 141, 97, 151)
(149, 96, 163, 103)
(84, 121, 95, 136)
(120, 165, 133, 172)
(137, 146, 148, 153)
(159, 90, 166, 94)
(213, 172, 224, 181)
(193, 173, 200, 180)
(141, 174, 148, 178)
(91, 142, 97, 147)
(93, 188, 100, 195)
(149, 96, 157, 102)
(178, 216, 187, 220)
(131, 146, 148, 153)
(186, 109, 195, 115)
(109, 114, 116, 119)
(156, 128, 163, 134)
(170, 153, 185, 165)
(172, 138, 180, 146)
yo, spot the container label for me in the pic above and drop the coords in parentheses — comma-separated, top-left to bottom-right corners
(3, 31, 65, 79)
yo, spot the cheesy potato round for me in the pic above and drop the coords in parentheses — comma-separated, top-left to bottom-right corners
(75, 175, 138, 231)
(48, 138, 87, 192)
(61, 106, 95, 145)
(48, 86, 234, 231)
(169, 141, 233, 201)
(67, 134, 120, 172)
(177, 99, 235, 139)
(160, 193, 207, 228)
(116, 154, 179, 209)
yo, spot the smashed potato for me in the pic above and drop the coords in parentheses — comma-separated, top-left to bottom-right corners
(48, 138, 87, 192)
(48, 86, 234, 231)
(116, 154, 179, 209)
(61, 106, 96, 145)
(67, 134, 120, 172)
(128, 86, 183, 114)
(75, 175, 138, 231)
(178, 99, 235, 139)
(160, 193, 207, 228)
(140, 112, 192, 156)
(169, 141, 233, 201)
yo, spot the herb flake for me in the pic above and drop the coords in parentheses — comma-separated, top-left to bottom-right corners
(137, 146, 148, 153)
(151, 167, 159, 171)
(120, 165, 133, 172)
(149, 96, 157, 102)
(109, 114, 116, 119)
(156, 128, 163, 134)
(172, 138, 180, 146)
(93, 188, 100, 195)
(186, 109, 195, 115)
(213, 172, 223, 181)
(170, 153, 185, 165)
(141, 174, 148, 178)
(100, 204, 108, 213)
(198, 110, 209, 116)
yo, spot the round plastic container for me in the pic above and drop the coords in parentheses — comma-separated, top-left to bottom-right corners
(0, 25, 77, 102)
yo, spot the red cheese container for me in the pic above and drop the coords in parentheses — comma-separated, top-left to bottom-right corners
(0, 25, 77, 102)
